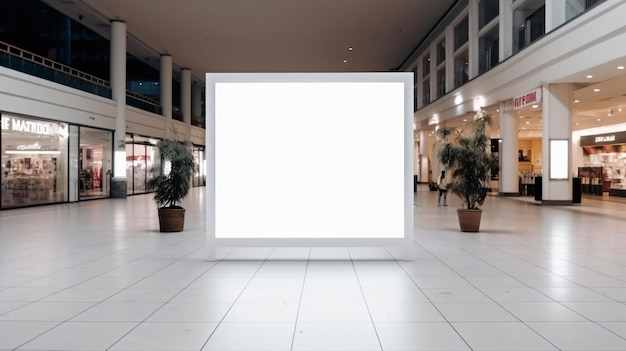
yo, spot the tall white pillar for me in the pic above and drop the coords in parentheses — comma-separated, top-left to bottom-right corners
(419, 130, 429, 183)
(499, 101, 519, 195)
(160, 54, 173, 139)
(468, 0, 479, 79)
(181, 68, 192, 143)
(110, 20, 127, 197)
(545, 1, 566, 32)
(499, 0, 513, 60)
(541, 83, 573, 204)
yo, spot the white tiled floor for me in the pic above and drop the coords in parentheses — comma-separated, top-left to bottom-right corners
(1, 187, 626, 350)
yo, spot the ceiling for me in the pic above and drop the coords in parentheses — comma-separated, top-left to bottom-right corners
(43, 0, 458, 80)
(41, 0, 626, 141)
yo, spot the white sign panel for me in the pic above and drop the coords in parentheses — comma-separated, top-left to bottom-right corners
(206, 73, 413, 258)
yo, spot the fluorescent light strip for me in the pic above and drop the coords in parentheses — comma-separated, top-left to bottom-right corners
(5, 150, 61, 155)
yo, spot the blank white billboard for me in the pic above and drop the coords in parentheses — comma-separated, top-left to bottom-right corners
(206, 73, 413, 256)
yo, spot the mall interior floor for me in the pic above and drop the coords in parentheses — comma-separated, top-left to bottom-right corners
(1, 186, 626, 350)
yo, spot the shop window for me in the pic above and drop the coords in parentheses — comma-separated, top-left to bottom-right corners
(454, 15, 469, 51)
(1, 114, 69, 208)
(479, 26, 499, 74)
(78, 127, 113, 200)
(479, 0, 499, 29)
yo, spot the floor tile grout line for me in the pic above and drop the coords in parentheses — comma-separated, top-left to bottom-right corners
(350, 256, 384, 351)
(195, 257, 270, 351)
(289, 249, 311, 351)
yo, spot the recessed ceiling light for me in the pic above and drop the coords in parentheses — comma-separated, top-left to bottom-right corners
(594, 88, 600, 92)
(574, 99, 580, 103)
(532, 104, 538, 108)
(618, 66, 624, 70)
(575, 122, 580, 125)
(522, 127, 526, 130)
(462, 119, 467, 122)
(597, 118, 601, 121)
(343, 60, 347, 63)
(587, 75, 593, 79)
(348, 47, 353, 51)
(525, 121, 530, 125)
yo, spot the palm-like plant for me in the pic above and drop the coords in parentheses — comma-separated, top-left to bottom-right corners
(148, 139, 194, 209)
(438, 113, 499, 210)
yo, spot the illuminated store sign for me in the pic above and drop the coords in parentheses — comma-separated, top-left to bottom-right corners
(513, 87, 542, 109)
(1, 115, 58, 135)
(580, 131, 626, 146)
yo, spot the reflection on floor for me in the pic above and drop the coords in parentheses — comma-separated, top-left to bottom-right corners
(0, 186, 625, 350)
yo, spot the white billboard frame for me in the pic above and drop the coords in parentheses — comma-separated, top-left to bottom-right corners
(205, 72, 414, 260)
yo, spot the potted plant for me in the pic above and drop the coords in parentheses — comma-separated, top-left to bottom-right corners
(148, 139, 195, 232)
(438, 112, 499, 232)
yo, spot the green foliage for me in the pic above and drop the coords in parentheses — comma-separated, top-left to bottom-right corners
(147, 139, 195, 209)
(438, 113, 499, 210)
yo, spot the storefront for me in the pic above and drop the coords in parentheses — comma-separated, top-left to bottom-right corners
(0, 113, 113, 209)
(579, 131, 626, 197)
(125, 134, 160, 195)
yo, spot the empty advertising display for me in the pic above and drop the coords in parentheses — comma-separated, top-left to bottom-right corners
(206, 73, 413, 259)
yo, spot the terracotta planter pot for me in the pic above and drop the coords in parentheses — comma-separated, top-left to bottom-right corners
(456, 208, 482, 232)
(158, 207, 185, 232)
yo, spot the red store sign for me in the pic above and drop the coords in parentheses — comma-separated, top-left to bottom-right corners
(513, 87, 542, 109)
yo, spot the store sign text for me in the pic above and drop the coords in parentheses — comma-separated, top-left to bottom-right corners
(595, 135, 615, 143)
(17, 143, 42, 151)
(513, 88, 542, 109)
(1, 116, 55, 135)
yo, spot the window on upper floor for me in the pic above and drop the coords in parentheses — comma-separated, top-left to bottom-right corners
(565, 0, 606, 22)
(479, 25, 499, 75)
(513, 2, 545, 54)
(454, 15, 469, 51)
(436, 39, 445, 65)
(436, 68, 446, 98)
(422, 54, 431, 78)
(479, 0, 499, 29)
(453, 49, 469, 89)
(422, 78, 431, 105)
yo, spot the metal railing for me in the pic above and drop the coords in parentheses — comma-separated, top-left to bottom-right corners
(0, 40, 181, 120)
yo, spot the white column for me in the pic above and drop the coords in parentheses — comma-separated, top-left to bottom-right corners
(160, 54, 173, 139)
(419, 130, 429, 183)
(181, 68, 191, 143)
(499, 101, 519, 195)
(541, 83, 573, 204)
(499, 0, 513, 60)
(445, 26, 454, 91)
(468, 0, 479, 79)
(545, 0, 566, 33)
(110, 20, 127, 197)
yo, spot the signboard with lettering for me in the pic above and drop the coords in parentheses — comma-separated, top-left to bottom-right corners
(580, 131, 626, 146)
(1, 115, 59, 136)
(513, 87, 542, 110)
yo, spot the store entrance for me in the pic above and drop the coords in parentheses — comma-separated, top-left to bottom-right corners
(78, 127, 112, 200)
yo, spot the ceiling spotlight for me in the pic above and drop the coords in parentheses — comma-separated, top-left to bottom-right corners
(343, 59, 347, 63)
(532, 104, 538, 108)
(619, 106, 623, 112)
(587, 75, 593, 79)
(597, 118, 601, 121)
(608, 110, 614, 116)
(618, 66, 624, 70)
(574, 99, 580, 103)
(594, 88, 600, 92)
(348, 47, 353, 51)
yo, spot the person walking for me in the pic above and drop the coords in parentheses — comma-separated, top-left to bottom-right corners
(438, 170, 448, 206)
